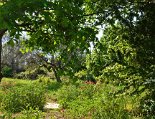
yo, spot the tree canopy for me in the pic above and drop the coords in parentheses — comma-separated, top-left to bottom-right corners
(0, 0, 155, 86)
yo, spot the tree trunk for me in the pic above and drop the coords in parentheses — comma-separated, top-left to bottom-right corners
(0, 29, 7, 82)
(52, 67, 61, 82)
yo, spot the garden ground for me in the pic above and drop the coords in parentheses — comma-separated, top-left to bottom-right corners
(0, 78, 149, 119)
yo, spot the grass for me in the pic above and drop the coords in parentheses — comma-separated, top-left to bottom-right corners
(0, 78, 150, 119)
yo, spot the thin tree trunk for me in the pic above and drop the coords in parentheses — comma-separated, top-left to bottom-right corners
(52, 67, 61, 82)
(0, 29, 7, 82)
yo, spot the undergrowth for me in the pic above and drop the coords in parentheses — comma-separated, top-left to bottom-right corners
(0, 78, 153, 118)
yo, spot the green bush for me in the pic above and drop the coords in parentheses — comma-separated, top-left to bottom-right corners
(75, 70, 87, 80)
(2, 84, 46, 113)
(75, 70, 96, 83)
(14, 67, 47, 80)
(19, 107, 44, 119)
(2, 66, 13, 77)
(141, 91, 155, 117)
(38, 75, 51, 84)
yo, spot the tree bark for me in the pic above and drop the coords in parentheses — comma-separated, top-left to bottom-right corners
(0, 29, 7, 82)
(36, 54, 62, 82)
(52, 67, 61, 82)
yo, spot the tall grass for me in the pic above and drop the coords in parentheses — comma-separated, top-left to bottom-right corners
(56, 81, 140, 118)
(0, 78, 46, 113)
(0, 78, 150, 118)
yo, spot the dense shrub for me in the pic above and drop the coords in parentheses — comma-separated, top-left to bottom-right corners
(75, 70, 87, 80)
(2, 83, 46, 113)
(140, 78, 155, 117)
(14, 67, 47, 80)
(38, 75, 51, 84)
(2, 66, 13, 77)
(75, 70, 96, 83)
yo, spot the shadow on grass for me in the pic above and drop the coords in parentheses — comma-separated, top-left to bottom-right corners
(46, 82, 63, 91)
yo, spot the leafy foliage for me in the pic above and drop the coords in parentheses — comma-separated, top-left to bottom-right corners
(0, 0, 97, 81)
(2, 66, 13, 77)
(14, 67, 47, 80)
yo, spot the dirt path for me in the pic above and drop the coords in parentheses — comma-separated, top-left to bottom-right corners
(44, 102, 60, 110)
(44, 102, 65, 119)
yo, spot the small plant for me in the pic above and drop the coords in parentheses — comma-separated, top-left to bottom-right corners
(2, 66, 13, 77)
(0, 112, 13, 119)
(19, 107, 44, 119)
(0, 91, 4, 110)
(38, 75, 50, 84)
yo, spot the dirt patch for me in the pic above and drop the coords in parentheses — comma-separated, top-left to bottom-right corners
(44, 102, 60, 110)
